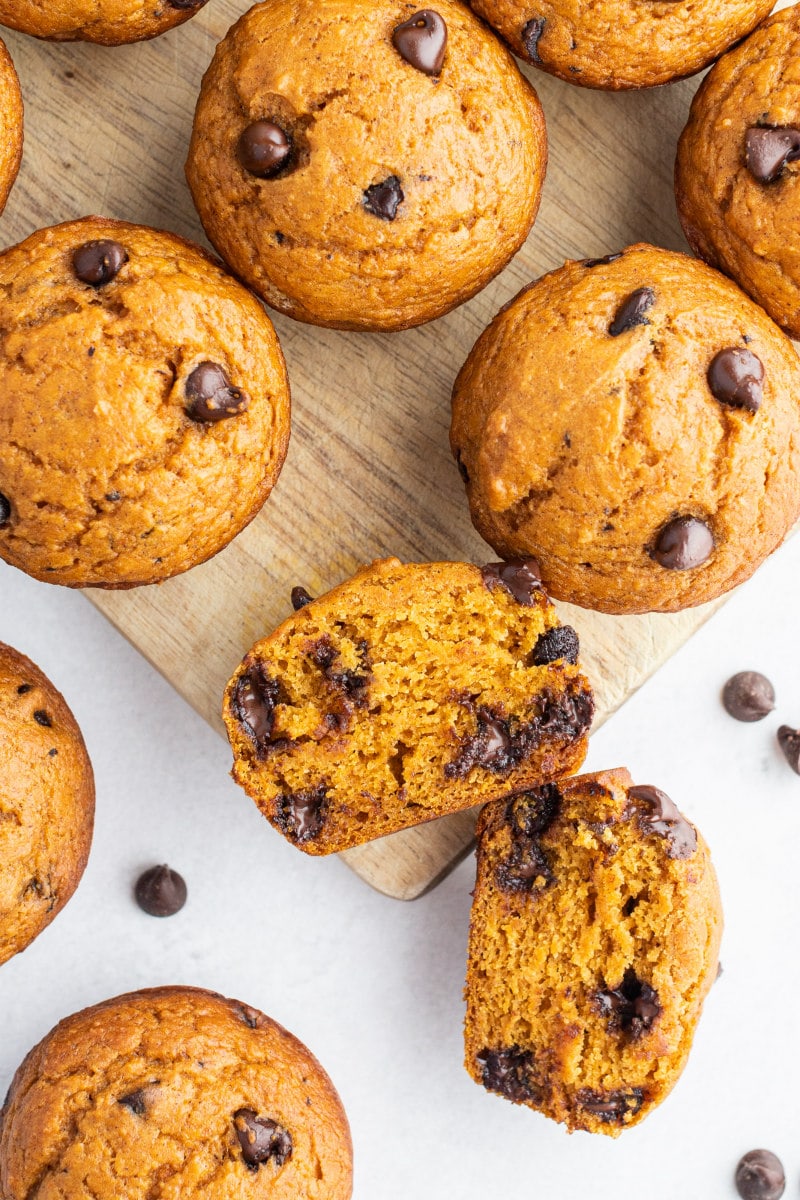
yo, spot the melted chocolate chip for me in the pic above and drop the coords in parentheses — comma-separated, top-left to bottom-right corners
(16, 684, 31, 694)
(521, 17, 546, 62)
(274, 785, 327, 843)
(746, 126, 800, 184)
(134, 865, 187, 917)
(237, 121, 292, 178)
(392, 9, 447, 75)
(627, 784, 697, 859)
(33, 710, 51, 727)
(118, 1089, 148, 1116)
(476, 1046, 540, 1103)
(608, 287, 655, 337)
(584, 252, 623, 268)
(735, 1149, 786, 1200)
(576, 1087, 644, 1123)
(481, 558, 542, 606)
(232, 666, 280, 753)
(652, 516, 714, 570)
(363, 176, 404, 220)
(707, 347, 764, 412)
(593, 968, 661, 1039)
(291, 586, 313, 610)
(185, 361, 249, 423)
(531, 625, 579, 666)
(168, 0, 205, 7)
(234, 1110, 293, 1169)
(309, 635, 370, 703)
(722, 671, 775, 722)
(72, 239, 128, 286)
(507, 783, 561, 838)
(496, 785, 561, 893)
(0, 494, 10, 527)
(777, 725, 800, 774)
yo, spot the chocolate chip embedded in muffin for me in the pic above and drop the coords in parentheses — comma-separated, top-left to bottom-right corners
(608, 287, 655, 336)
(237, 121, 292, 178)
(392, 10, 447, 75)
(233, 1110, 293, 1169)
(72, 239, 128, 286)
(722, 671, 775, 722)
(707, 347, 764, 411)
(476, 1046, 540, 1103)
(746, 127, 800, 184)
(575, 1087, 645, 1124)
(480, 558, 541, 605)
(627, 784, 697, 859)
(184, 362, 249, 424)
(363, 176, 404, 221)
(735, 1149, 786, 1200)
(651, 516, 715, 571)
(531, 625, 579, 665)
(593, 969, 661, 1039)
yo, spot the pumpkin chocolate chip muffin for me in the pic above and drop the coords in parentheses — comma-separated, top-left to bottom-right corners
(0, 0, 208, 44)
(0, 642, 94, 967)
(464, 769, 722, 1134)
(0, 986, 353, 1199)
(676, 5, 800, 340)
(0, 217, 290, 589)
(223, 557, 593, 855)
(0, 35, 20, 215)
(468, 0, 773, 90)
(450, 243, 800, 614)
(186, 0, 547, 331)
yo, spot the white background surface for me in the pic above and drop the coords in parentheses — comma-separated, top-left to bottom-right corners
(1, 538, 798, 1199)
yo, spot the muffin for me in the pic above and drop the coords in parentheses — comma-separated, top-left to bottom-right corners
(468, 0, 774, 90)
(0, 217, 290, 588)
(0, 0, 208, 44)
(0, 35, 21, 214)
(0, 642, 94, 966)
(464, 769, 722, 1134)
(0, 986, 353, 1199)
(223, 557, 593, 855)
(676, 5, 800, 340)
(186, 0, 547, 331)
(450, 243, 800, 614)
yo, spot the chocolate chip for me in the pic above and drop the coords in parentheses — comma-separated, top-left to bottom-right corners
(584, 252, 622, 268)
(168, 0, 205, 7)
(576, 1087, 644, 1123)
(476, 1046, 540, 1103)
(309, 635, 370, 703)
(185, 361, 249, 424)
(118, 1089, 148, 1116)
(481, 558, 542, 606)
(291, 586, 313, 610)
(735, 1150, 786, 1200)
(33, 710, 51, 727)
(274, 785, 327, 843)
(746, 126, 800, 183)
(232, 666, 280, 752)
(777, 725, 800, 774)
(48, 748, 57, 757)
(134, 865, 187, 917)
(392, 9, 447, 75)
(237, 121, 292, 178)
(72, 239, 128, 286)
(238, 1004, 266, 1029)
(608, 287, 655, 336)
(531, 625, 579, 666)
(234, 1110, 292, 1169)
(707, 347, 764, 412)
(652, 516, 714, 570)
(521, 17, 545, 62)
(507, 784, 561, 838)
(593, 968, 661, 1039)
(496, 786, 561, 893)
(363, 176, 404, 220)
(0, 494, 10, 527)
(16, 683, 31, 695)
(105, 490, 121, 502)
(627, 784, 697, 859)
(722, 671, 775, 722)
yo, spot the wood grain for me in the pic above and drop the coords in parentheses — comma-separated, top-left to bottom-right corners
(0, 0, 775, 899)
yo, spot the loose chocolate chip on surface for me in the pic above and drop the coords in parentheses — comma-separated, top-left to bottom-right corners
(652, 516, 714, 570)
(608, 287, 656, 336)
(363, 176, 404, 220)
(735, 1149, 786, 1200)
(584, 252, 623, 268)
(291, 586, 313, 610)
(237, 120, 292, 178)
(134, 865, 187, 917)
(0, 494, 10, 526)
(707, 347, 764, 412)
(72, 239, 128, 286)
(722, 671, 775, 722)
(594, 968, 661, 1039)
(531, 625, 579, 665)
(275, 785, 327, 843)
(627, 784, 697, 859)
(185, 361, 249, 423)
(521, 17, 546, 61)
(234, 1110, 293, 1169)
(576, 1087, 644, 1123)
(481, 557, 542, 605)
(777, 725, 800, 774)
(33, 710, 51, 727)
(746, 126, 800, 183)
(476, 1046, 540, 1103)
(118, 1089, 148, 1116)
(392, 9, 447, 75)
(232, 666, 280, 751)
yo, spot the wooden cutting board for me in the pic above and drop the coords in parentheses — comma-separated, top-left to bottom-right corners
(1, 0, 778, 899)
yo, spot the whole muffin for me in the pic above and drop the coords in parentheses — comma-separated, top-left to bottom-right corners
(676, 6, 800, 340)
(465, 769, 722, 1134)
(0, 0, 208, 44)
(0, 36, 20, 214)
(468, 0, 773, 90)
(0, 986, 353, 1199)
(451, 244, 800, 614)
(0, 217, 290, 588)
(186, 0, 547, 331)
(0, 642, 94, 967)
